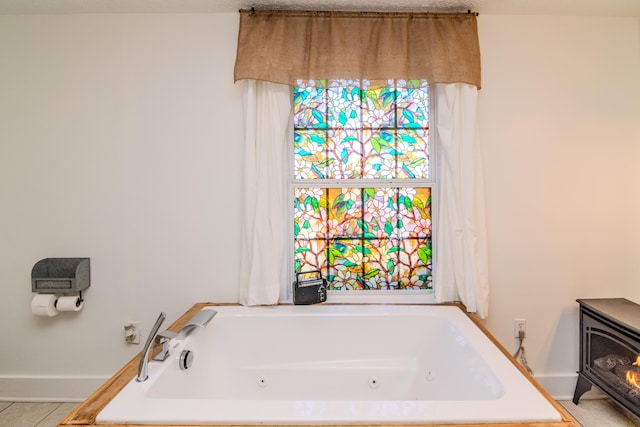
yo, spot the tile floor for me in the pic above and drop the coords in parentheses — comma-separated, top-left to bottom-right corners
(559, 399, 640, 426)
(0, 401, 78, 427)
(0, 398, 639, 427)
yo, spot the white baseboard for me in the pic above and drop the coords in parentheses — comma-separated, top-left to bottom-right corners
(534, 373, 605, 400)
(0, 376, 109, 402)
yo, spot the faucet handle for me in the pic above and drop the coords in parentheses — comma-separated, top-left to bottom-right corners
(155, 330, 177, 343)
(152, 330, 177, 361)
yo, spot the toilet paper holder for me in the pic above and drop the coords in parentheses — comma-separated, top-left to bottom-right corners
(31, 258, 90, 301)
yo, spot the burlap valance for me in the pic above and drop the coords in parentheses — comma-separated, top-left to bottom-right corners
(234, 9, 481, 89)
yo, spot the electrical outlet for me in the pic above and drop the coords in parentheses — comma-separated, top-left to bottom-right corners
(124, 322, 142, 344)
(514, 318, 526, 338)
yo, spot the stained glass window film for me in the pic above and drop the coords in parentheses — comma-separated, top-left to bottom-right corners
(294, 79, 430, 180)
(293, 79, 432, 291)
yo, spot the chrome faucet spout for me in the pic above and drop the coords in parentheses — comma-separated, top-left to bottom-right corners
(136, 312, 166, 382)
(176, 308, 217, 340)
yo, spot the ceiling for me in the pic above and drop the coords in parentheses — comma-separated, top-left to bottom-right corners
(1, 0, 640, 16)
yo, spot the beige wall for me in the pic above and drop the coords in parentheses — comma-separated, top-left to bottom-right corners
(0, 12, 638, 400)
(478, 15, 640, 395)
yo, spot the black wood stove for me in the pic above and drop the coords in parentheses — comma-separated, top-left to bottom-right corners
(573, 298, 640, 417)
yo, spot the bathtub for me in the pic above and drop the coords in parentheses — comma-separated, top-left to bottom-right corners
(87, 304, 571, 426)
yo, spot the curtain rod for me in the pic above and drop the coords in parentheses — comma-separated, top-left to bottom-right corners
(244, 7, 479, 17)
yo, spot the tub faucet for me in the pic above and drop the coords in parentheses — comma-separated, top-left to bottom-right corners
(136, 312, 166, 382)
(176, 308, 217, 340)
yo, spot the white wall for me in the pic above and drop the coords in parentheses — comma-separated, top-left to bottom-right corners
(0, 12, 638, 401)
(478, 15, 640, 397)
(0, 13, 244, 399)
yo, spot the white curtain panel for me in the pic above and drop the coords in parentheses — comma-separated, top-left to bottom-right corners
(433, 83, 490, 318)
(238, 80, 292, 306)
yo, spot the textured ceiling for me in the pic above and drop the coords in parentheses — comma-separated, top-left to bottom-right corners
(0, 0, 639, 16)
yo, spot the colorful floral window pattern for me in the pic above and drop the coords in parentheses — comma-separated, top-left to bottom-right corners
(293, 79, 432, 290)
(294, 79, 430, 180)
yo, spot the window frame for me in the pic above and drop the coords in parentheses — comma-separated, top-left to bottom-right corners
(285, 81, 438, 304)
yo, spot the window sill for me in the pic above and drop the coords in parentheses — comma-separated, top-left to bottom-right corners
(282, 289, 436, 305)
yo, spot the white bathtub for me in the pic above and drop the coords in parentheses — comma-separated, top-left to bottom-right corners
(96, 304, 563, 425)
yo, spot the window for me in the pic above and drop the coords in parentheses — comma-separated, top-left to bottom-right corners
(292, 79, 433, 292)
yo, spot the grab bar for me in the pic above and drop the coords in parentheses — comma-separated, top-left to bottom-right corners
(176, 308, 217, 339)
